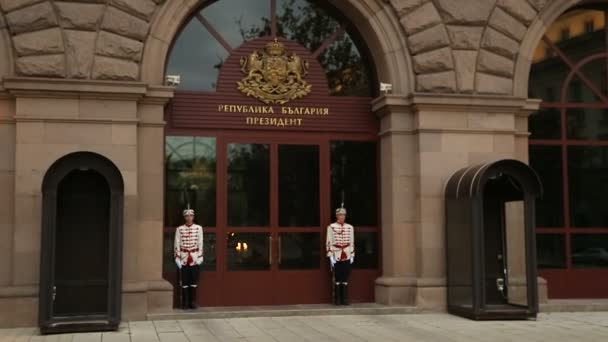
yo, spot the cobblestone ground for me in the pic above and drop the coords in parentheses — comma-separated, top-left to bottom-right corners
(2, 312, 608, 342)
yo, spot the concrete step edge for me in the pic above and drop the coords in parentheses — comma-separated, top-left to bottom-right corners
(146, 306, 420, 321)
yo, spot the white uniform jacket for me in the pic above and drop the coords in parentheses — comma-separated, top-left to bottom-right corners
(326, 222, 355, 261)
(174, 224, 204, 266)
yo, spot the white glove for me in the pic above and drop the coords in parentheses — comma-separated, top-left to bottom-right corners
(350, 256, 354, 264)
(196, 256, 204, 265)
(175, 258, 182, 269)
(329, 256, 336, 268)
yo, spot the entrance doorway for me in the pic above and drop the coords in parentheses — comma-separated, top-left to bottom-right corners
(164, 133, 379, 306)
(162, 0, 381, 307)
(39, 152, 124, 333)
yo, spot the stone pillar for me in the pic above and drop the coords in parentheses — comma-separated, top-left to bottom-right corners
(121, 87, 174, 319)
(414, 94, 540, 309)
(373, 93, 540, 309)
(372, 95, 418, 305)
(0, 78, 174, 327)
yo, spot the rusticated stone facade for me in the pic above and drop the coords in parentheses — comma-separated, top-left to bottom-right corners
(0, 0, 586, 328)
(0, 0, 163, 80)
(0, 0, 550, 95)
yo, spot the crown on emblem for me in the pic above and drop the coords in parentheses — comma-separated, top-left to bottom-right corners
(265, 39, 285, 56)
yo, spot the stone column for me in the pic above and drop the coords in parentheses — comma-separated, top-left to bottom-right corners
(372, 95, 419, 305)
(372, 93, 541, 309)
(412, 94, 540, 309)
(121, 86, 174, 319)
(0, 78, 174, 327)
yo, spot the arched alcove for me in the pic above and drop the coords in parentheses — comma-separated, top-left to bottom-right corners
(39, 152, 124, 333)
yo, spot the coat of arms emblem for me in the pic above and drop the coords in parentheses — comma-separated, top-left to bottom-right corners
(237, 39, 311, 105)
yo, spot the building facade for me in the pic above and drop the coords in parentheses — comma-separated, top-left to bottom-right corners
(0, 0, 605, 328)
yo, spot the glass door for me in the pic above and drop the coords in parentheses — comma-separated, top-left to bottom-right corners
(220, 139, 330, 305)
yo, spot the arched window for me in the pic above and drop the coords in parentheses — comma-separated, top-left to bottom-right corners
(529, 1, 608, 298)
(165, 0, 374, 96)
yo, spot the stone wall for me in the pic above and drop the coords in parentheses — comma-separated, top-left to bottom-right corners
(0, 0, 164, 80)
(0, 0, 555, 96)
(389, 0, 550, 94)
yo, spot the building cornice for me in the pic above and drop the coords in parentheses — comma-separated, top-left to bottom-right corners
(372, 93, 541, 116)
(1, 78, 175, 104)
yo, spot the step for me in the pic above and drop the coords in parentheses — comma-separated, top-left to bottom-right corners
(541, 299, 608, 313)
(146, 304, 421, 321)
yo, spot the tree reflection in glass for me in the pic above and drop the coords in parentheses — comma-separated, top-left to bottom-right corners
(165, 137, 217, 228)
(228, 144, 270, 227)
(167, 0, 373, 96)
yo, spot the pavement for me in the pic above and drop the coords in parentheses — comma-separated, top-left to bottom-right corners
(2, 312, 608, 342)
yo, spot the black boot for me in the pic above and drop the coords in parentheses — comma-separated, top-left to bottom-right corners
(181, 287, 189, 310)
(334, 284, 341, 306)
(189, 286, 198, 309)
(341, 283, 350, 306)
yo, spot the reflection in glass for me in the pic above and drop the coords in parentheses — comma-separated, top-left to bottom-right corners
(320, 32, 372, 96)
(504, 202, 528, 307)
(353, 232, 378, 269)
(529, 108, 561, 140)
(227, 232, 270, 271)
(165, 136, 216, 228)
(279, 233, 320, 269)
(228, 144, 270, 227)
(567, 108, 608, 140)
(276, 0, 339, 51)
(568, 146, 608, 227)
(331, 141, 377, 226)
(163, 232, 216, 272)
(166, 20, 229, 91)
(572, 234, 608, 268)
(279, 145, 320, 227)
(530, 9, 606, 66)
(536, 234, 566, 268)
(528, 48, 569, 101)
(203, 0, 270, 47)
(529, 146, 564, 227)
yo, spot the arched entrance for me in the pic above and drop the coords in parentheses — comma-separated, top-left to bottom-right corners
(162, 0, 381, 307)
(39, 152, 124, 333)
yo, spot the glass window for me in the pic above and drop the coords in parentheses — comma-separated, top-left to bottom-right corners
(536, 234, 566, 268)
(529, 108, 561, 140)
(572, 234, 608, 268)
(528, 52, 569, 101)
(279, 145, 320, 227)
(319, 32, 372, 96)
(567, 108, 608, 140)
(227, 144, 270, 227)
(353, 232, 379, 269)
(163, 232, 217, 272)
(279, 233, 320, 269)
(568, 146, 608, 227)
(331, 141, 378, 226)
(165, 136, 216, 228)
(276, 0, 340, 52)
(203, 0, 271, 47)
(166, 0, 374, 96)
(165, 20, 229, 91)
(227, 232, 271, 271)
(529, 146, 564, 227)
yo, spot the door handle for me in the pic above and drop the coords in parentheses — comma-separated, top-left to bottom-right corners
(496, 278, 505, 293)
(268, 236, 273, 265)
(52, 286, 56, 302)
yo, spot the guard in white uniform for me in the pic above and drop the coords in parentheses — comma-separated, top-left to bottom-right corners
(326, 207, 355, 305)
(174, 207, 204, 309)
